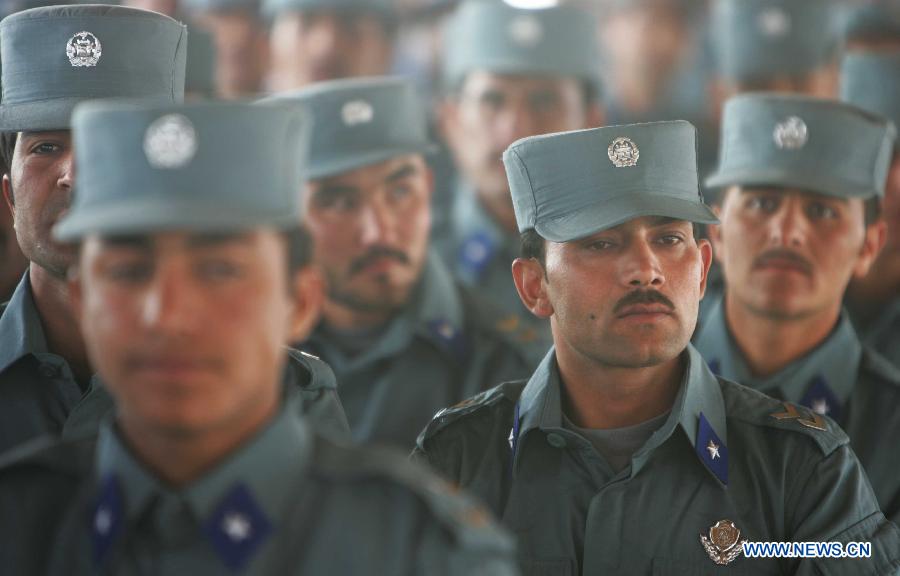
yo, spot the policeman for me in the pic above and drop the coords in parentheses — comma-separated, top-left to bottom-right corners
(264, 0, 396, 91)
(840, 51, 900, 369)
(0, 140, 27, 302)
(0, 4, 188, 454)
(180, 0, 268, 98)
(435, 0, 603, 362)
(841, 0, 900, 52)
(0, 99, 517, 575)
(271, 77, 532, 448)
(710, 0, 840, 101)
(414, 121, 900, 573)
(696, 94, 900, 523)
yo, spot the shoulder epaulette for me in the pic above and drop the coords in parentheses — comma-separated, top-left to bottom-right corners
(419, 381, 524, 443)
(285, 347, 338, 391)
(311, 438, 513, 552)
(720, 377, 848, 457)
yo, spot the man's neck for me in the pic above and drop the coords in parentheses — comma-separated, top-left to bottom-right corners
(724, 292, 840, 379)
(321, 300, 395, 334)
(29, 265, 91, 383)
(845, 254, 900, 324)
(556, 346, 684, 430)
(475, 186, 519, 236)
(120, 392, 280, 488)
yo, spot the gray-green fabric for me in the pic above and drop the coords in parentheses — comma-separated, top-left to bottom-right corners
(443, 1, 600, 94)
(55, 101, 308, 241)
(413, 345, 900, 573)
(562, 409, 670, 474)
(858, 297, 900, 369)
(182, 0, 261, 12)
(841, 1, 900, 41)
(841, 50, 900, 134)
(0, 386, 518, 575)
(267, 76, 435, 181)
(434, 178, 552, 365)
(695, 294, 900, 525)
(301, 252, 531, 449)
(263, 0, 395, 17)
(0, 0, 97, 21)
(711, 0, 838, 81)
(0, 4, 187, 131)
(504, 121, 718, 242)
(706, 93, 896, 198)
(186, 24, 216, 97)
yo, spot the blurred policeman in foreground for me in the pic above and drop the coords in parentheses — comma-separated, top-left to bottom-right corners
(0, 99, 517, 575)
(435, 0, 603, 361)
(697, 93, 900, 523)
(264, 0, 397, 91)
(414, 121, 900, 573)
(272, 77, 531, 448)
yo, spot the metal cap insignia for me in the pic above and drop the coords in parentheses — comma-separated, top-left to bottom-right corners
(341, 100, 374, 127)
(757, 7, 791, 38)
(66, 31, 102, 67)
(143, 114, 198, 170)
(773, 116, 808, 150)
(508, 15, 544, 48)
(608, 137, 640, 168)
(700, 520, 747, 566)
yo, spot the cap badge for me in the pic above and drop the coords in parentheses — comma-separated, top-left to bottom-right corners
(757, 7, 791, 38)
(342, 100, 374, 126)
(66, 31, 102, 67)
(608, 137, 640, 168)
(508, 15, 543, 47)
(701, 520, 747, 566)
(143, 114, 198, 169)
(773, 116, 808, 150)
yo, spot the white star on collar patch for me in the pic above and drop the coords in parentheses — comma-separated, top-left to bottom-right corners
(706, 439, 721, 460)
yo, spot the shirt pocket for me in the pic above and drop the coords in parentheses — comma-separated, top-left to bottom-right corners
(652, 556, 781, 575)
(520, 556, 576, 576)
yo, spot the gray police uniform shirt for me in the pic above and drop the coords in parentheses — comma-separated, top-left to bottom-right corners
(855, 296, 900, 370)
(302, 251, 531, 449)
(434, 181, 552, 364)
(413, 345, 900, 574)
(0, 272, 351, 456)
(694, 295, 900, 525)
(0, 387, 519, 575)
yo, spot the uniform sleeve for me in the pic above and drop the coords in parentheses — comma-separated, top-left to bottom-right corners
(789, 444, 900, 575)
(300, 387, 353, 443)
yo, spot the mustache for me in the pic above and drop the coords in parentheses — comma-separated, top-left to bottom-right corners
(613, 289, 676, 314)
(753, 249, 813, 274)
(349, 246, 410, 276)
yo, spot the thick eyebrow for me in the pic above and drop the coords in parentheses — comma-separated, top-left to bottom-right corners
(385, 163, 417, 184)
(314, 183, 358, 198)
(97, 235, 152, 250)
(18, 130, 69, 144)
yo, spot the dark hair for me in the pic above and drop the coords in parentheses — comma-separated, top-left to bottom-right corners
(444, 75, 600, 109)
(0, 132, 17, 182)
(283, 225, 313, 276)
(864, 196, 881, 227)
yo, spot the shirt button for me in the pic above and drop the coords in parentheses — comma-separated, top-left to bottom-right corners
(546, 433, 567, 448)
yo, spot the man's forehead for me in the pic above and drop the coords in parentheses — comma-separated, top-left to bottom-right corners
(17, 130, 71, 141)
(89, 230, 259, 249)
(733, 185, 851, 203)
(564, 216, 692, 242)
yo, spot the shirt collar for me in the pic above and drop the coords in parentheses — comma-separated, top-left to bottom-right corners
(513, 345, 729, 485)
(695, 295, 861, 416)
(0, 271, 50, 372)
(95, 385, 313, 526)
(451, 181, 519, 256)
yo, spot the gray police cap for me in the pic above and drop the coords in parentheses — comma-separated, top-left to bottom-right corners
(0, 4, 187, 132)
(504, 121, 718, 243)
(266, 76, 435, 180)
(841, 51, 900, 136)
(712, 0, 838, 82)
(443, 1, 600, 94)
(706, 94, 896, 199)
(181, 0, 260, 12)
(263, 0, 396, 18)
(54, 100, 309, 241)
(841, 1, 900, 41)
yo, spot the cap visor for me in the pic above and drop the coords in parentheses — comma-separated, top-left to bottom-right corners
(535, 193, 719, 243)
(705, 168, 877, 199)
(308, 142, 438, 180)
(53, 196, 299, 242)
(0, 99, 78, 132)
